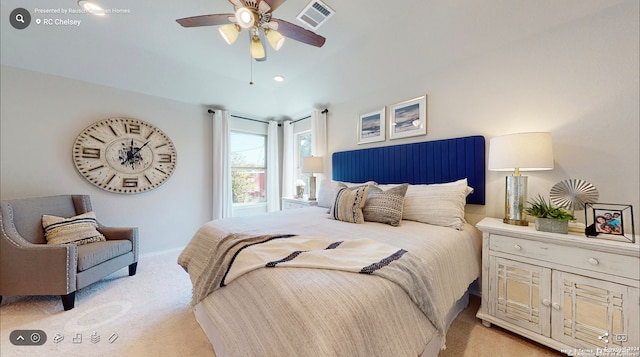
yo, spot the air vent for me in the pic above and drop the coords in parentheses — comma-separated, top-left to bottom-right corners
(296, 0, 334, 30)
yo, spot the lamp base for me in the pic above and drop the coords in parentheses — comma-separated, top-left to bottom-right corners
(503, 218, 529, 226)
(308, 175, 317, 201)
(503, 175, 528, 226)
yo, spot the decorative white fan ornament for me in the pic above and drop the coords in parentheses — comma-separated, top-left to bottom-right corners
(550, 179, 599, 215)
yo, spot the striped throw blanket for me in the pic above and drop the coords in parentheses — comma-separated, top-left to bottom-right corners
(178, 229, 449, 345)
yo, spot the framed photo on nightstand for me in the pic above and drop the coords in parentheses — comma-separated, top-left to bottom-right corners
(585, 203, 635, 243)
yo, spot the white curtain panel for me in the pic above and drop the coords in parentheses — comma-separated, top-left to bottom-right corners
(281, 120, 295, 199)
(267, 121, 280, 212)
(212, 110, 233, 219)
(311, 109, 328, 178)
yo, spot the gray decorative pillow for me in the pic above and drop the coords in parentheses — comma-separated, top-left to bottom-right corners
(328, 185, 370, 224)
(43, 211, 106, 246)
(363, 183, 409, 226)
(317, 180, 348, 208)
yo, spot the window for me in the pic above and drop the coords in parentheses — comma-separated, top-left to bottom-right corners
(295, 130, 312, 195)
(230, 131, 266, 206)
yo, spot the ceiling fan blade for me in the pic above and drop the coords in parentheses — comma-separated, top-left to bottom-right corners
(272, 19, 326, 47)
(263, 0, 287, 12)
(228, 0, 243, 9)
(176, 14, 234, 28)
(258, 1, 272, 14)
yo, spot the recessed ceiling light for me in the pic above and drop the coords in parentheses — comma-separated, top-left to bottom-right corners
(78, 0, 106, 16)
(273, 75, 285, 82)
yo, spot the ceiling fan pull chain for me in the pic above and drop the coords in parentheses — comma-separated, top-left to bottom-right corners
(249, 55, 254, 85)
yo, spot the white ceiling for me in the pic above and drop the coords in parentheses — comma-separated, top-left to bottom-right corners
(1, 0, 624, 118)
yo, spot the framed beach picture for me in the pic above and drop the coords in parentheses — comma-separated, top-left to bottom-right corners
(585, 203, 635, 243)
(358, 108, 385, 144)
(389, 95, 427, 140)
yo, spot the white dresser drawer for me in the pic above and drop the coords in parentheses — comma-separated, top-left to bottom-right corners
(490, 234, 639, 280)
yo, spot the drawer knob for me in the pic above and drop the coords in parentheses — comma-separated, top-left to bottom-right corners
(514, 244, 522, 251)
(588, 258, 599, 265)
(552, 302, 561, 310)
(542, 299, 551, 307)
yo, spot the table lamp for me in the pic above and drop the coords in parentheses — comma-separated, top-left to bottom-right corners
(302, 156, 324, 201)
(488, 132, 554, 226)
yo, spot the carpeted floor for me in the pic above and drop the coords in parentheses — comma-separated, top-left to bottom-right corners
(1, 249, 562, 357)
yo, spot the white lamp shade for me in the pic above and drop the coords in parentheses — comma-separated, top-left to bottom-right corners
(250, 35, 265, 59)
(488, 132, 554, 172)
(219, 24, 240, 45)
(302, 156, 324, 174)
(265, 30, 285, 51)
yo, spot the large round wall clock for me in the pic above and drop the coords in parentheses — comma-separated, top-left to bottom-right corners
(73, 117, 177, 194)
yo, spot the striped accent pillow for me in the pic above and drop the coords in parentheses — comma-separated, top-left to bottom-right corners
(42, 211, 106, 246)
(328, 185, 370, 224)
(363, 183, 408, 226)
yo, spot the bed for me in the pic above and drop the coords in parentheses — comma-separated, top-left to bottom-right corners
(179, 136, 486, 357)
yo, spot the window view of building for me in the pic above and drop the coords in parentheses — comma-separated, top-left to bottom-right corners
(296, 131, 312, 195)
(230, 131, 266, 205)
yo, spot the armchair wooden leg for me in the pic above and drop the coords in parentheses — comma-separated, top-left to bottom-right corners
(61, 292, 75, 311)
(129, 262, 138, 276)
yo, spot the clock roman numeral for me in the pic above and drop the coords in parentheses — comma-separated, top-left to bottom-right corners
(122, 178, 138, 188)
(125, 123, 141, 135)
(104, 174, 116, 186)
(155, 167, 167, 175)
(89, 135, 105, 144)
(88, 165, 104, 172)
(82, 147, 101, 159)
(158, 154, 172, 163)
(145, 131, 154, 140)
(109, 125, 118, 136)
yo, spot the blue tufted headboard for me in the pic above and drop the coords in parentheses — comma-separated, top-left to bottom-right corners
(332, 135, 486, 205)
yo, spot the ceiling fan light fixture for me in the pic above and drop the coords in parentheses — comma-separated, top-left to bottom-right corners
(265, 30, 285, 51)
(250, 35, 266, 59)
(219, 24, 240, 45)
(235, 7, 255, 29)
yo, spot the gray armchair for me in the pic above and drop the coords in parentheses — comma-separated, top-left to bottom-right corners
(0, 195, 138, 311)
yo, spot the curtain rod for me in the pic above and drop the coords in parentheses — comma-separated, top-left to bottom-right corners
(208, 109, 274, 125)
(289, 109, 329, 124)
(208, 109, 328, 126)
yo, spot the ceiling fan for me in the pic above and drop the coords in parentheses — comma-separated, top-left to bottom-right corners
(176, 0, 326, 61)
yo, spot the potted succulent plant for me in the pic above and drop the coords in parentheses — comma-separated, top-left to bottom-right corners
(525, 194, 575, 234)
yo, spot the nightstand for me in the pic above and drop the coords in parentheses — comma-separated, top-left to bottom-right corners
(476, 217, 639, 354)
(281, 197, 318, 210)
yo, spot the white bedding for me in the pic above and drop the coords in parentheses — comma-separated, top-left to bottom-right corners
(179, 206, 482, 357)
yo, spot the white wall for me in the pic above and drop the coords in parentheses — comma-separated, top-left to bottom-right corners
(1, 66, 212, 254)
(326, 2, 639, 228)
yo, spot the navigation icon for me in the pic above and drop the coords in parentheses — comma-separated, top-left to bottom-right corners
(53, 333, 64, 343)
(9, 8, 31, 30)
(10, 330, 47, 346)
(72, 333, 83, 344)
(90, 331, 100, 344)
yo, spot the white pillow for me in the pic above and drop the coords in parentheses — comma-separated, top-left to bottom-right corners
(402, 179, 473, 230)
(341, 181, 377, 188)
(317, 180, 348, 208)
